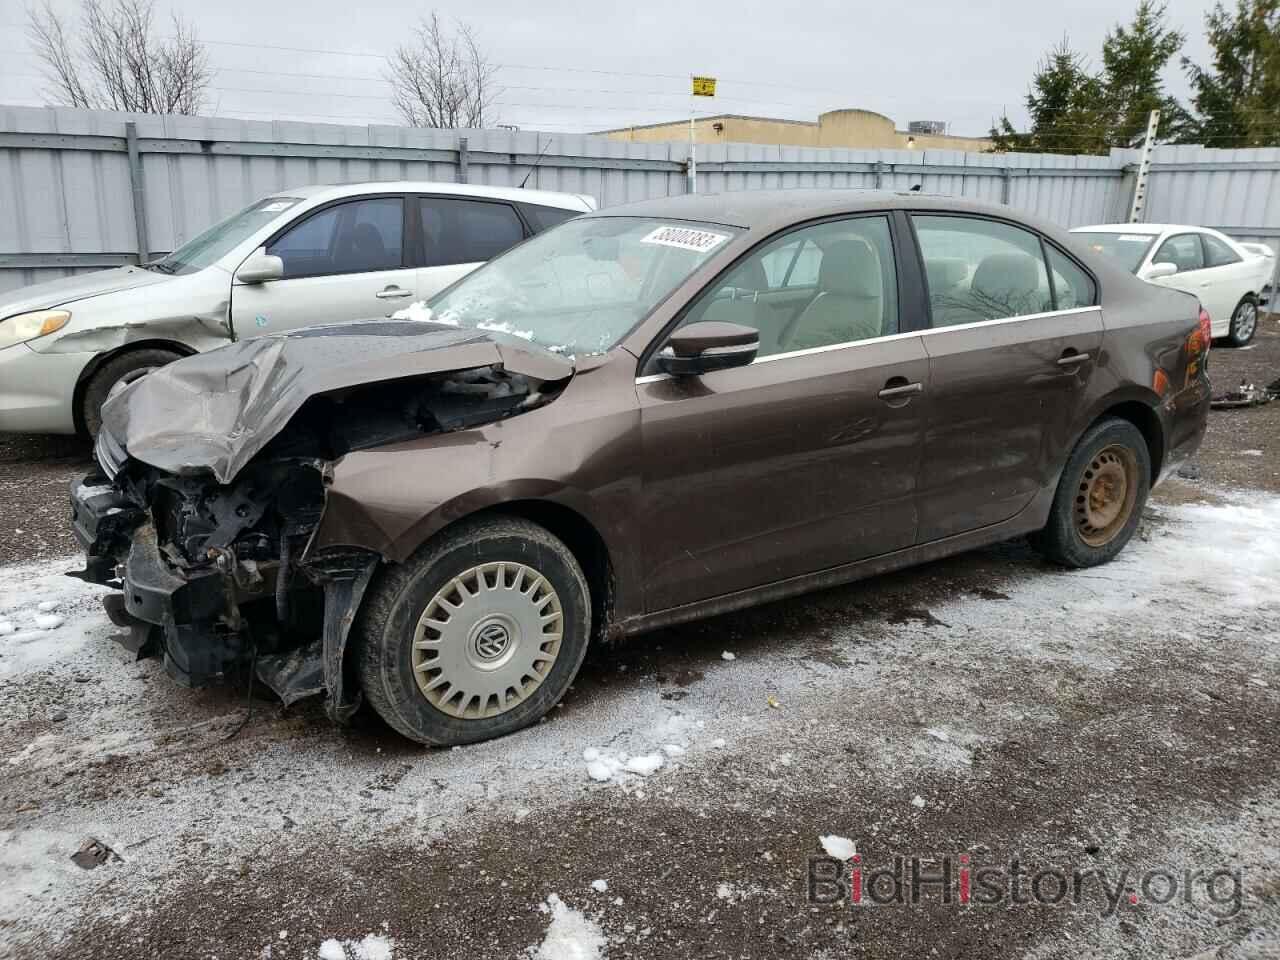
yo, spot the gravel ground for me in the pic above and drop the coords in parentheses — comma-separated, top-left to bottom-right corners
(0, 321, 1278, 959)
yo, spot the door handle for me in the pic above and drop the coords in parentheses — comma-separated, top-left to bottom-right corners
(877, 381, 923, 400)
(375, 286, 414, 299)
(1198, 281, 1212, 288)
(1056, 351, 1091, 367)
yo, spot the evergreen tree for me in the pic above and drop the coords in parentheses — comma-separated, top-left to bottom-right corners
(989, 40, 1109, 154)
(1183, 0, 1280, 146)
(1101, 1, 1192, 146)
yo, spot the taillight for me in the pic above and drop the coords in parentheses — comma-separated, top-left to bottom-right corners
(1187, 307, 1212, 358)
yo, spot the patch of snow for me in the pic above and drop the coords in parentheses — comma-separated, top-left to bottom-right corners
(590, 879, 608, 893)
(624, 754, 663, 776)
(585, 760, 613, 783)
(581, 748, 600, 763)
(0, 622, 13, 636)
(710, 737, 727, 749)
(1240, 449, 1263, 456)
(477, 320, 535, 340)
(720, 651, 736, 661)
(34, 614, 64, 631)
(36, 601, 59, 613)
(318, 940, 347, 960)
(819, 835, 857, 860)
(353, 935, 394, 960)
(911, 795, 926, 809)
(661, 744, 685, 757)
(391, 301, 439, 324)
(532, 894, 605, 960)
(716, 882, 734, 900)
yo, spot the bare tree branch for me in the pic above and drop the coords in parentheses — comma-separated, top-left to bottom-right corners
(26, 0, 211, 115)
(386, 11, 498, 128)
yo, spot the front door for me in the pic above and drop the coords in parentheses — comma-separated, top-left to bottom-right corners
(636, 215, 927, 612)
(231, 195, 417, 337)
(910, 214, 1105, 542)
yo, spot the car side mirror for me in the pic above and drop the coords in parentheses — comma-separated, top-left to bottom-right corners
(658, 321, 759, 376)
(1144, 261, 1178, 280)
(235, 248, 284, 284)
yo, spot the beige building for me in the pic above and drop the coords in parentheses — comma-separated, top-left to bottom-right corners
(598, 108, 991, 152)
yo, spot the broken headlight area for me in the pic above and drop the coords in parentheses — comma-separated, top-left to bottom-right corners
(69, 361, 565, 721)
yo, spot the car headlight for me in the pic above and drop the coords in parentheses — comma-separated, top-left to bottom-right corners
(0, 310, 71, 349)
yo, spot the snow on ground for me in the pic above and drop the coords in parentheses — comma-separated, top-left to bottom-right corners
(0, 489, 1278, 953)
(531, 895, 606, 960)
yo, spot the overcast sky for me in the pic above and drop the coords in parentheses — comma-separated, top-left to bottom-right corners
(1, 0, 1216, 138)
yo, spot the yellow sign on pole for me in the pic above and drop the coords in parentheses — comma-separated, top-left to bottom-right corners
(692, 76, 717, 97)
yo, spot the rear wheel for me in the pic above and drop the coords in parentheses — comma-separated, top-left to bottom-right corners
(1032, 417, 1150, 568)
(80, 348, 183, 436)
(1226, 295, 1258, 347)
(356, 516, 591, 746)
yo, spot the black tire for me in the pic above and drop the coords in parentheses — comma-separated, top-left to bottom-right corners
(1032, 417, 1151, 568)
(80, 348, 183, 436)
(1226, 294, 1259, 347)
(355, 515, 591, 746)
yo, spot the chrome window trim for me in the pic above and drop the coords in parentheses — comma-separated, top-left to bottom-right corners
(634, 305, 1100, 384)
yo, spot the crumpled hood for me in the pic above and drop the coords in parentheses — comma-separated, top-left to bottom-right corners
(99, 320, 575, 484)
(0, 266, 172, 319)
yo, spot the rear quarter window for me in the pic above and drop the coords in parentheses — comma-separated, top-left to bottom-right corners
(521, 203, 581, 232)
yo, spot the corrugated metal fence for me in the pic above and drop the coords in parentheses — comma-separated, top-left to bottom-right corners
(1, 104, 1277, 295)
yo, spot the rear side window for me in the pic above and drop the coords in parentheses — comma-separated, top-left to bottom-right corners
(1153, 233, 1205, 273)
(912, 215, 1053, 325)
(522, 203, 579, 232)
(1202, 233, 1242, 267)
(420, 198, 526, 267)
(1046, 246, 1098, 309)
(268, 197, 404, 278)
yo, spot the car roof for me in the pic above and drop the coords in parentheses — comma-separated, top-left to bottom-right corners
(1071, 223, 1196, 236)
(584, 188, 1047, 231)
(269, 181, 594, 211)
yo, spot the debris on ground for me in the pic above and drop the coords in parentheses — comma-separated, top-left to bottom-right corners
(819, 835, 857, 860)
(70, 837, 119, 870)
(533, 895, 606, 960)
(1211, 379, 1277, 409)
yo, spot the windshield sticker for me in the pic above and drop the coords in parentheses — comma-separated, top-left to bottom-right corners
(1118, 234, 1153, 242)
(640, 226, 731, 253)
(261, 201, 294, 213)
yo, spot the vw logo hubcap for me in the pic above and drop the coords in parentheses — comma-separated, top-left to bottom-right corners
(474, 621, 512, 660)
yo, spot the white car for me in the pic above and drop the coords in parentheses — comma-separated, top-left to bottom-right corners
(0, 182, 595, 435)
(1071, 223, 1275, 346)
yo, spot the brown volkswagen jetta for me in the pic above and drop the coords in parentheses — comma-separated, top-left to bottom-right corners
(70, 190, 1212, 745)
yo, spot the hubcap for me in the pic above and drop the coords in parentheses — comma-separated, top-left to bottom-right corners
(411, 561, 563, 720)
(1236, 302, 1257, 341)
(1074, 445, 1139, 547)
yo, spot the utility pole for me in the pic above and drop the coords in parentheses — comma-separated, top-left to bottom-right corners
(1128, 109, 1160, 223)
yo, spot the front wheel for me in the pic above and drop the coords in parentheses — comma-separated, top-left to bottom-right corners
(80, 348, 183, 436)
(356, 516, 592, 746)
(1032, 417, 1151, 568)
(1226, 295, 1259, 347)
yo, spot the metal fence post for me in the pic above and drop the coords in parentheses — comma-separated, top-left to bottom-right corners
(457, 136, 469, 183)
(1001, 168, 1013, 205)
(125, 121, 150, 264)
(874, 161, 885, 189)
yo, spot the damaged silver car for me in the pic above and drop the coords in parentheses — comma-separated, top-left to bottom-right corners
(0, 182, 593, 435)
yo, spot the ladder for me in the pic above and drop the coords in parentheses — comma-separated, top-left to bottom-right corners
(1128, 110, 1161, 223)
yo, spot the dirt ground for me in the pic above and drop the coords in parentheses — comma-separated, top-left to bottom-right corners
(0, 322, 1278, 959)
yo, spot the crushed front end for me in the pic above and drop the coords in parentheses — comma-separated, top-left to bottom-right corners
(68, 322, 574, 721)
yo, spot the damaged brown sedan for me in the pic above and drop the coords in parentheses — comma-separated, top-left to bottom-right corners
(69, 190, 1212, 745)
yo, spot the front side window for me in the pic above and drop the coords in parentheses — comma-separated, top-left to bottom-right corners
(268, 197, 404, 278)
(426, 216, 739, 357)
(421, 198, 526, 267)
(154, 197, 300, 274)
(672, 216, 898, 358)
(913, 215, 1053, 326)
(1153, 233, 1205, 273)
(1202, 233, 1242, 267)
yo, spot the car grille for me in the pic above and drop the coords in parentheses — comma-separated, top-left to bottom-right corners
(94, 425, 129, 480)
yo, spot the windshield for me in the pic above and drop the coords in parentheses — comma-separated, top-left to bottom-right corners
(152, 197, 301, 274)
(1073, 231, 1157, 274)
(423, 216, 740, 357)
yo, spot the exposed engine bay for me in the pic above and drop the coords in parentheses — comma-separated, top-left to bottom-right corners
(69, 323, 573, 721)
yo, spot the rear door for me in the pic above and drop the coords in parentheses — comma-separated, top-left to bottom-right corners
(910, 213, 1104, 542)
(414, 196, 529, 299)
(1147, 231, 1234, 327)
(231, 195, 416, 336)
(636, 214, 927, 612)
(1199, 231, 1254, 325)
